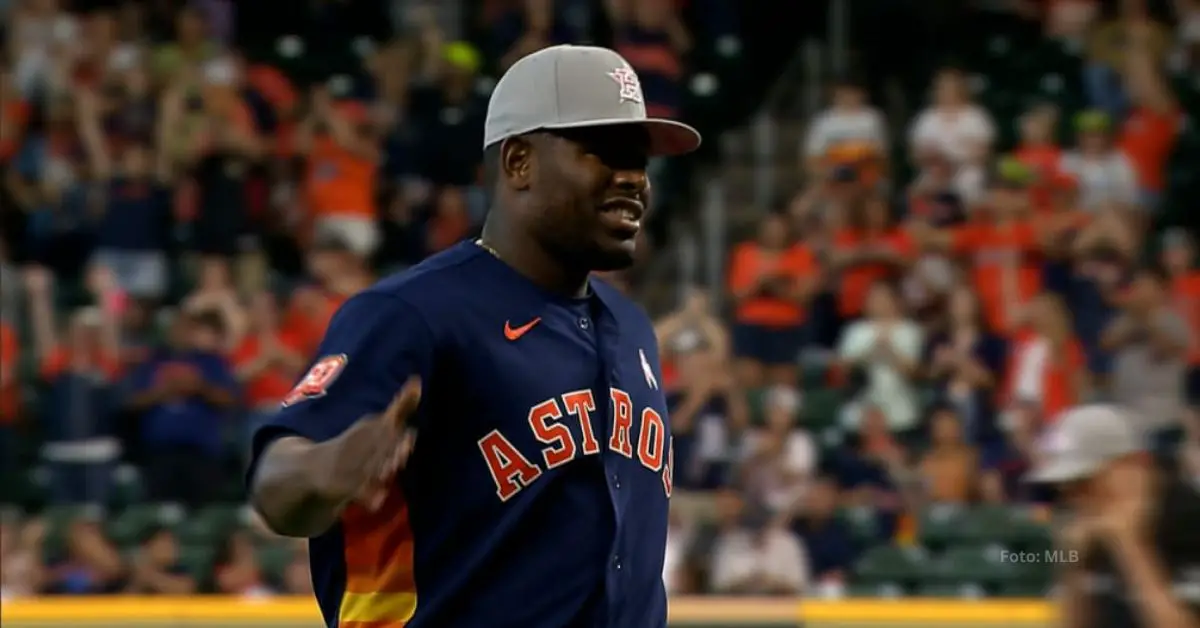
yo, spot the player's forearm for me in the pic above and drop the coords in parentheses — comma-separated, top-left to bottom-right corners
(251, 436, 352, 538)
(1112, 537, 1199, 628)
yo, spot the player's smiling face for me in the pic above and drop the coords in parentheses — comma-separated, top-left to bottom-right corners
(532, 124, 652, 271)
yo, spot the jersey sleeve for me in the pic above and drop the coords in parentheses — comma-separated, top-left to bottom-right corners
(246, 292, 435, 482)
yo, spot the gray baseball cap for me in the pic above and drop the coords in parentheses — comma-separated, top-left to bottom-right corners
(483, 45, 701, 157)
(1026, 404, 1143, 483)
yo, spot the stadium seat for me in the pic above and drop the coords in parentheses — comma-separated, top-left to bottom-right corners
(745, 388, 766, 426)
(1000, 506, 1055, 554)
(42, 504, 106, 558)
(106, 506, 159, 547)
(927, 545, 1020, 592)
(839, 506, 882, 548)
(853, 545, 928, 589)
(956, 504, 1022, 547)
(999, 572, 1053, 598)
(15, 467, 45, 512)
(802, 389, 842, 433)
(257, 540, 295, 582)
(847, 581, 908, 598)
(109, 465, 145, 510)
(916, 504, 969, 552)
(176, 505, 241, 545)
(178, 544, 215, 581)
(916, 581, 989, 598)
(799, 360, 829, 390)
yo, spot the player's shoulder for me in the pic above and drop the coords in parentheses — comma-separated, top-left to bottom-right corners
(363, 241, 491, 305)
(323, 242, 489, 334)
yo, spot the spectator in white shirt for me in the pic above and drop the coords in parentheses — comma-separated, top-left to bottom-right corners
(803, 77, 888, 178)
(837, 281, 924, 433)
(663, 509, 695, 595)
(1058, 110, 1140, 212)
(0, 517, 45, 599)
(11, 0, 80, 96)
(710, 505, 809, 595)
(909, 67, 996, 202)
(740, 385, 818, 514)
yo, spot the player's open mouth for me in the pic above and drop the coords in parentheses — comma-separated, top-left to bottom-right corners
(599, 199, 643, 234)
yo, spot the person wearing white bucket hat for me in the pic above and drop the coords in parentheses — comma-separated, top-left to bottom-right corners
(1027, 404, 1200, 628)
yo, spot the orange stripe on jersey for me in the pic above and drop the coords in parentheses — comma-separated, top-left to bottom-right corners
(340, 592, 418, 626)
(339, 487, 417, 625)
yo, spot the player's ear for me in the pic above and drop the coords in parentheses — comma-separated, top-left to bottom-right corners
(500, 136, 532, 191)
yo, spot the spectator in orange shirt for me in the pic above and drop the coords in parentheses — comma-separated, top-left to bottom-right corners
(1035, 174, 1092, 260)
(306, 233, 373, 304)
(1012, 103, 1063, 210)
(0, 319, 19, 490)
(1118, 34, 1183, 211)
(282, 286, 330, 355)
(277, 231, 373, 362)
(915, 159, 1047, 334)
(0, 69, 31, 163)
(231, 292, 306, 444)
(830, 194, 915, 320)
(1006, 292, 1088, 424)
(1161, 229, 1200, 411)
(1013, 104, 1063, 175)
(25, 268, 124, 505)
(296, 87, 382, 261)
(281, 284, 340, 361)
(0, 320, 20, 425)
(728, 213, 819, 388)
(425, 186, 474, 255)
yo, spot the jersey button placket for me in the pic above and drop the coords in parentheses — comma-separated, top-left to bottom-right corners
(612, 555, 622, 570)
(578, 316, 590, 330)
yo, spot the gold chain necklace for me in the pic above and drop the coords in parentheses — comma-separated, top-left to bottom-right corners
(474, 238, 500, 259)
(476, 238, 593, 296)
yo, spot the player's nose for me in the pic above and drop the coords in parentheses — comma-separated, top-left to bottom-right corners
(611, 169, 648, 196)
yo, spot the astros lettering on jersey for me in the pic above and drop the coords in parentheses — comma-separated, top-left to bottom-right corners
(247, 241, 674, 628)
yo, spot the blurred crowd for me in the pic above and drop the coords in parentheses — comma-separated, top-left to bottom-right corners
(1, 0, 1198, 604)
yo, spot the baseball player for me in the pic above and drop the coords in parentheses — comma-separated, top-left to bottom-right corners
(246, 45, 701, 628)
(1029, 404, 1200, 628)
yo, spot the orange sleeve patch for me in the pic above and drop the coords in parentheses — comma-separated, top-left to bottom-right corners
(281, 354, 349, 407)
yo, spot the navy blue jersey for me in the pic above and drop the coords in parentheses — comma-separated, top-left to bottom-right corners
(248, 241, 674, 628)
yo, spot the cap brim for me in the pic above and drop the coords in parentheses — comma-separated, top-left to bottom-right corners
(544, 117, 702, 157)
(1025, 458, 1101, 484)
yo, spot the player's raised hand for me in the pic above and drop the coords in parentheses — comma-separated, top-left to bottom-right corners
(327, 376, 422, 511)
